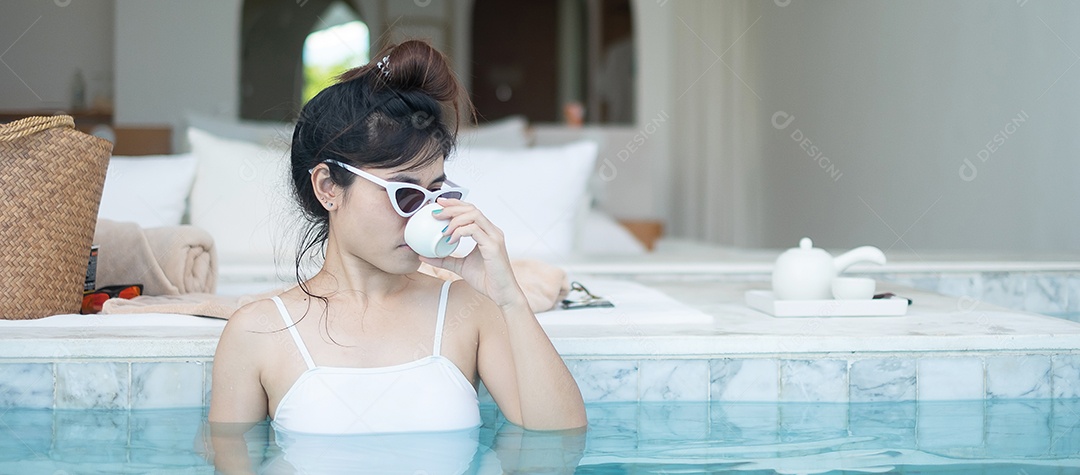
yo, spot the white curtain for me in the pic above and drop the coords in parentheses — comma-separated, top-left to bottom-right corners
(667, 0, 762, 247)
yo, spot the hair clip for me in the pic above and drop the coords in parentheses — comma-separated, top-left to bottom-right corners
(376, 55, 390, 78)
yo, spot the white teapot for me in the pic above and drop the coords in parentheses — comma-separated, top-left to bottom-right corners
(771, 237, 886, 300)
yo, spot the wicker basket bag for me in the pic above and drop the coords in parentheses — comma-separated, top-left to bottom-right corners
(0, 116, 112, 319)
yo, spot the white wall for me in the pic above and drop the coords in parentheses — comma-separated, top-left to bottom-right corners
(113, 0, 240, 150)
(355, 0, 474, 93)
(14, 0, 1073, 253)
(0, 0, 114, 111)
(746, 0, 1080, 252)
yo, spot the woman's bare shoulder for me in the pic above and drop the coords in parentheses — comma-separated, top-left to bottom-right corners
(217, 298, 291, 356)
(226, 298, 286, 332)
(444, 279, 500, 327)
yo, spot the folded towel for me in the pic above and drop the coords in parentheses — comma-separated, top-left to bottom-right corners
(101, 288, 282, 319)
(93, 219, 217, 296)
(103, 259, 567, 318)
(419, 259, 570, 313)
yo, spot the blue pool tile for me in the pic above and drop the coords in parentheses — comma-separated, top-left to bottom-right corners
(52, 410, 130, 463)
(778, 403, 848, 443)
(849, 401, 917, 450)
(55, 362, 129, 409)
(203, 361, 213, 407)
(918, 357, 983, 401)
(780, 360, 848, 403)
(583, 403, 638, 453)
(935, 273, 983, 300)
(569, 360, 637, 402)
(131, 362, 204, 409)
(637, 401, 710, 442)
(1050, 399, 1080, 457)
(849, 358, 916, 402)
(129, 409, 209, 466)
(1067, 273, 1080, 314)
(639, 360, 709, 401)
(0, 408, 52, 461)
(980, 272, 1028, 311)
(1023, 273, 1069, 315)
(0, 363, 54, 409)
(1053, 354, 1080, 399)
(917, 401, 984, 453)
(907, 274, 942, 293)
(986, 355, 1051, 399)
(986, 399, 1052, 457)
(709, 402, 780, 446)
(710, 359, 778, 402)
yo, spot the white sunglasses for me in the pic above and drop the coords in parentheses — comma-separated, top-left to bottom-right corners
(310, 159, 468, 217)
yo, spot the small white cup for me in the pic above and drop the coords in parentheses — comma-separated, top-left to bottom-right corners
(404, 203, 458, 258)
(831, 277, 876, 300)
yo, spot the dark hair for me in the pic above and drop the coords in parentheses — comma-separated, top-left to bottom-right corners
(288, 39, 471, 329)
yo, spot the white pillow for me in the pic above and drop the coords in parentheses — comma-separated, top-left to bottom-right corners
(187, 128, 300, 268)
(457, 115, 529, 149)
(97, 154, 198, 228)
(180, 112, 294, 152)
(576, 208, 647, 255)
(444, 141, 598, 258)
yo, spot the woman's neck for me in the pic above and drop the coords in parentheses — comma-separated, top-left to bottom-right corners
(308, 236, 411, 301)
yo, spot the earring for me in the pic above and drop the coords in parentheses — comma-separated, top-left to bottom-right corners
(325, 201, 333, 208)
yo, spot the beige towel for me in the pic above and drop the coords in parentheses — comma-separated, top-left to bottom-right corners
(101, 289, 282, 319)
(103, 259, 568, 319)
(419, 259, 570, 313)
(93, 219, 217, 296)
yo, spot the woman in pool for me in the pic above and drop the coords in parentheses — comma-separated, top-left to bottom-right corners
(208, 40, 587, 436)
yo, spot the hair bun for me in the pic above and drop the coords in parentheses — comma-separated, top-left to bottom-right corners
(376, 40, 459, 103)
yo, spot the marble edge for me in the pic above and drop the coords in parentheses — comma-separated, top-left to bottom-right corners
(6, 334, 1080, 361)
(551, 334, 1080, 355)
(0, 339, 219, 359)
(557, 262, 1080, 275)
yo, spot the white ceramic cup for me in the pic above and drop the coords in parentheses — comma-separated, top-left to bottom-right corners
(404, 203, 458, 258)
(831, 277, 876, 300)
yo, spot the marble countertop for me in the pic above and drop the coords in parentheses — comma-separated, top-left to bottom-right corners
(214, 243, 1080, 286)
(3, 278, 1079, 361)
(542, 279, 1080, 356)
(550, 244, 1080, 275)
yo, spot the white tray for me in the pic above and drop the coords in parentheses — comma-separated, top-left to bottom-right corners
(745, 290, 908, 317)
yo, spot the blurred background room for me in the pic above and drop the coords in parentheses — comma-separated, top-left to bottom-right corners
(2, 0, 1078, 260)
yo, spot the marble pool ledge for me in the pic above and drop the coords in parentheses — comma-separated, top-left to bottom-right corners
(4, 281, 1080, 408)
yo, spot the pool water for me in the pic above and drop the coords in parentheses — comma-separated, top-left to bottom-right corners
(2, 399, 1079, 474)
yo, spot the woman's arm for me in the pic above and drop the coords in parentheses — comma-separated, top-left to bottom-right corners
(490, 420, 587, 473)
(206, 302, 274, 472)
(422, 197, 587, 430)
(474, 288, 587, 430)
(199, 420, 263, 475)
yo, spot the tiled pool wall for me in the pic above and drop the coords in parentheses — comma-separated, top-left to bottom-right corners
(3, 270, 1078, 409)
(876, 271, 1079, 321)
(0, 361, 211, 410)
(561, 353, 1080, 404)
(623, 270, 1080, 319)
(5, 352, 1080, 409)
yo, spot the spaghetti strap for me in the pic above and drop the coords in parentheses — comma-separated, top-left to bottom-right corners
(432, 280, 453, 357)
(271, 296, 316, 370)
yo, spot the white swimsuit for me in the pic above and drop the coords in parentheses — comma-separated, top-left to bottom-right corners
(270, 280, 482, 435)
